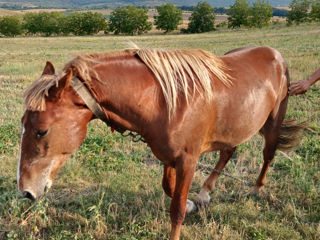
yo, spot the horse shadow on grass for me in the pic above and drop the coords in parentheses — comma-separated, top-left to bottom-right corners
(44, 179, 172, 239)
(44, 173, 279, 238)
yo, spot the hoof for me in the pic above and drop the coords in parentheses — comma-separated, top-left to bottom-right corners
(195, 189, 210, 208)
(250, 185, 262, 195)
(186, 199, 197, 214)
(195, 199, 210, 209)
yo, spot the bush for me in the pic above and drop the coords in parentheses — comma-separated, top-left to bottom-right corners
(0, 15, 22, 37)
(68, 12, 107, 36)
(109, 6, 152, 35)
(227, 0, 251, 28)
(23, 12, 67, 36)
(250, 0, 273, 28)
(287, 0, 311, 25)
(154, 3, 182, 33)
(186, 1, 216, 33)
(22, 13, 38, 35)
(310, 0, 320, 21)
(216, 21, 228, 28)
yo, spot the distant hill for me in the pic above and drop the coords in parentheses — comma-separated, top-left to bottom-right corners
(1, 0, 291, 9)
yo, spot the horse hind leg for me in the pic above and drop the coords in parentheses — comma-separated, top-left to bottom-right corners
(186, 147, 235, 213)
(254, 93, 288, 193)
(254, 95, 304, 193)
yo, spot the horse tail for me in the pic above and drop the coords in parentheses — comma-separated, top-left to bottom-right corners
(273, 57, 304, 151)
(277, 63, 305, 151)
(285, 64, 290, 87)
(276, 119, 306, 151)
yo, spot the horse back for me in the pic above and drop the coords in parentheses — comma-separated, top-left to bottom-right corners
(221, 46, 288, 111)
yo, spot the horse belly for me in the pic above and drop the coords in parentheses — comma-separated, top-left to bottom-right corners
(205, 87, 276, 151)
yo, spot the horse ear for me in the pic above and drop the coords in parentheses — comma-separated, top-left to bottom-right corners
(49, 69, 73, 100)
(42, 61, 55, 75)
(59, 68, 73, 90)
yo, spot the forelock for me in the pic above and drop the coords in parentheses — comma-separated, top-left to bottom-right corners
(23, 74, 60, 111)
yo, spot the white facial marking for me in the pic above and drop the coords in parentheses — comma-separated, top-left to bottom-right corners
(17, 127, 25, 191)
(17, 125, 57, 198)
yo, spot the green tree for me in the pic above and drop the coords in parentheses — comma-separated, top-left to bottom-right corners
(186, 1, 216, 33)
(109, 6, 152, 35)
(23, 12, 67, 36)
(0, 15, 22, 37)
(68, 12, 107, 36)
(310, 0, 320, 21)
(23, 13, 39, 35)
(250, 0, 273, 28)
(41, 12, 67, 36)
(287, 0, 311, 25)
(58, 14, 71, 35)
(227, 0, 251, 28)
(154, 3, 182, 33)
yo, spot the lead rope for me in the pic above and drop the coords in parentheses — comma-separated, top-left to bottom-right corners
(197, 162, 289, 211)
(197, 162, 254, 187)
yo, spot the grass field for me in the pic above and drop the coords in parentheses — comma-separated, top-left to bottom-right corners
(0, 23, 319, 239)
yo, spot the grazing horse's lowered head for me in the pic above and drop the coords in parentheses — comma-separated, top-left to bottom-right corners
(18, 62, 94, 200)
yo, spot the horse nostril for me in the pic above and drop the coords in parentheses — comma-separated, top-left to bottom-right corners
(22, 191, 36, 201)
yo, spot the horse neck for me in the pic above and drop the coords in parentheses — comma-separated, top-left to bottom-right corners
(90, 56, 162, 134)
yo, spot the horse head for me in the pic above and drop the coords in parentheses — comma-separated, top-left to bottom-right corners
(18, 62, 93, 200)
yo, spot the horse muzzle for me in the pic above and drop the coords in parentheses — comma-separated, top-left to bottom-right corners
(18, 178, 52, 201)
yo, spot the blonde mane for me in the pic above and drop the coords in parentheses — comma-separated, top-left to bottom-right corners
(24, 46, 231, 116)
(129, 48, 231, 116)
(24, 74, 59, 111)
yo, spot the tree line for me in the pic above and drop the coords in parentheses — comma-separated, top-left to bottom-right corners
(0, 0, 319, 37)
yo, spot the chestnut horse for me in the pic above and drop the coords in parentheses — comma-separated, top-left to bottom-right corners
(18, 46, 302, 240)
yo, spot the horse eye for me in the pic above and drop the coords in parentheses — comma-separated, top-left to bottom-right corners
(35, 129, 48, 138)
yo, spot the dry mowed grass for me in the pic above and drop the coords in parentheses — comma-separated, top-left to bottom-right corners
(0, 23, 319, 239)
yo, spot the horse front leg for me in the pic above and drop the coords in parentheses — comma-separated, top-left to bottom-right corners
(169, 153, 197, 240)
(194, 147, 235, 208)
